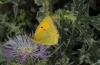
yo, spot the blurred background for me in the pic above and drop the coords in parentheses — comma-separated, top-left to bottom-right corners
(0, 0, 100, 65)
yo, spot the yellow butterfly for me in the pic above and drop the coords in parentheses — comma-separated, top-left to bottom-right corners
(31, 16, 59, 45)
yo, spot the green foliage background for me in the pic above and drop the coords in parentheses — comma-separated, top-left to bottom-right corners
(0, 0, 100, 65)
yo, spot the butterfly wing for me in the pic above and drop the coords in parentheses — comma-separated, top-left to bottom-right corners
(31, 16, 59, 45)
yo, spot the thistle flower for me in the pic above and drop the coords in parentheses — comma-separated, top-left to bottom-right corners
(3, 34, 49, 64)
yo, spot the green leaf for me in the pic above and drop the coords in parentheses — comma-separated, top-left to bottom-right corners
(18, 9, 25, 22)
(35, 59, 47, 65)
(34, 0, 52, 22)
(0, 42, 6, 62)
(0, 0, 12, 4)
(92, 60, 100, 65)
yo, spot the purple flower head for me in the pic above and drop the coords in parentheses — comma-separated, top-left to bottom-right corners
(3, 34, 49, 63)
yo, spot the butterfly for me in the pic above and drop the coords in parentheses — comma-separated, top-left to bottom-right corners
(31, 16, 59, 45)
